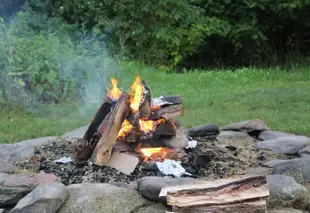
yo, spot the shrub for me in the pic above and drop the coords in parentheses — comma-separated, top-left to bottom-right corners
(0, 11, 112, 108)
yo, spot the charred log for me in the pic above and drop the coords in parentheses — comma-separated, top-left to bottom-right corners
(150, 104, 183, 120)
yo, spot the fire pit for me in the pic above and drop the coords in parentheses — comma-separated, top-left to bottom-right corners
(71, 76, 188, 175)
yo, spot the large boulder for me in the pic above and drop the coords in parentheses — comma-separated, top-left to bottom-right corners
(58, 183, 160, 213)
(259, 131, 295, 141)
(0, 137, 57, 162)
(256, 136, 310, 154)
(216, 131, 254, 146)
(0, 172, 61, 207)
(10, 182, 69, 213)
(136, 176, 197, 202)
(272, 158, 310, 184)
(263, 159, 291, 168)
(267, 175, 308, 209)
(298, 145, 310, 158)
(0, 160, 16, 173)
(220, 119, 269, 132)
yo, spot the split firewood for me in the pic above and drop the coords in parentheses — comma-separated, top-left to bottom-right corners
(71, 100, 113, 165)
(171, 199, 267, 213)
(154, 120, 177, 136)
(91, 93, 130, 166)
(160, 175, 269, 208)
(139, 80, 152, 118)
(150, 104, 183, 120)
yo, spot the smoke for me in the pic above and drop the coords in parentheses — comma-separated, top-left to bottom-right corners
(0, 3, 123, 118)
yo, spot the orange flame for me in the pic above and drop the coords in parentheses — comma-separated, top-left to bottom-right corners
(139, 119, 166, 132)
(140, 147, 171, 161)
(107, 78, 122, 100)
(117, 119, 133, 138)
(129, 76, 143, 112)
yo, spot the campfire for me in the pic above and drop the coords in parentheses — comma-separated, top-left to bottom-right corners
(71, 76, 187, 174)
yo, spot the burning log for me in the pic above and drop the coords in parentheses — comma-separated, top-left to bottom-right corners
(139, 80, 152, 118)
(150, 105, 183, 120)
(160, 175, 269, 213)
(91, 93, 130, 166)
(154, 120, 177, 136)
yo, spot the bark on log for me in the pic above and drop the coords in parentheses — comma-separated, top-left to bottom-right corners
(83, 101, 113, 141)
(160, 175, 269, 208)
(150, 104, 183, 120)
(91, 93, 130, 166)
(171, 199, 267, 213)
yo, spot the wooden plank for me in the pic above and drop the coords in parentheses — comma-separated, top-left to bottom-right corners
(91, 93, 130, 166)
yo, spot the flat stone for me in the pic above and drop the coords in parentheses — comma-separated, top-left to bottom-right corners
(263, 159, 292, 168)
(272, 158, 310, 184)
(298, 145, 310, 158)
(268, 208, 303, 213)
(0, 209, 4, 213)
(62, 125, 88, 139)
(217, 131, 254, 146)
(0, 172, 61, 207)
(187, 124, 219, 137)
(0, 137, 57, 162)
(57, 183, 153, 213)
(10, 182, 69, 213)
(267, 175, 308, 208)
(259, 131, 295, 141)
(163, 129, 188, 149)
(137, 176, 196, 202)
(256, 136, 310, 154)
(0, 160, 16, 173)
(220, 119, 269, 132)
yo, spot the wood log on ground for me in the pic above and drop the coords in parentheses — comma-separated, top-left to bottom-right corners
(171, 199, 267, 213)
(150, 104, 183, 120)
(187, 124, 220, 137)
(160, 175, 269, 208)
(91, 93, 130, 166)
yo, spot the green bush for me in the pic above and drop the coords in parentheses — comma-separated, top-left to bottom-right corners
(0, 11, 112, 108)
(51, 0, 310, 68)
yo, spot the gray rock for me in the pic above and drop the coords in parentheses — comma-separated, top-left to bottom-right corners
(163, 129, 188, 149)
(62, 125, 88, 139)
(259, 131, 295, 141)
(137, 176, 196, 202)
(245, 167, 271, 176)
(268, 208, 303, 213)
(0, 209, 4, 213)
(0, 137, 57, 162)
(267, 175, 308, 208)
(10, 182, 69, 213)
(187, 124, 219, 137)
(58, 183, 154, 213)
(256, 136, 310, 154)
(298, 145, 310, 158)
(272, 158, 310, 184)
(135, 203, 168, 213)
(0, 160, 16, 173)
(0, 172, 61, 207)
(217, 131, 254, 145)
(263, 159, 292, 168)
(221, 119, 269, 132)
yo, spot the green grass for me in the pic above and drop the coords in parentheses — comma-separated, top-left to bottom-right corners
(1, 63, 310, 144)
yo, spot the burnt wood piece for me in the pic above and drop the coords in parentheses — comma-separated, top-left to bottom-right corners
(71, 138, 94, 165)
(160, 175, 269, 207)
(83, 101, 113, 141)
(139, 80, 152, 118)
(171, 199, 267, 213)
(154, 120, 177, 136)
(150, 104, 183, 120)
(91, 93, 130, 166)
(187, 124, 220, 137)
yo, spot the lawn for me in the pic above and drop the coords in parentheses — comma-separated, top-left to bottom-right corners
(1, 63, 310, 144)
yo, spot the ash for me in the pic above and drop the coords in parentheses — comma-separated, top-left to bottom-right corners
(14, 135, 282, 185)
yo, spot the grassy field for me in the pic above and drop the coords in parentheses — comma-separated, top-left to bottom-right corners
(1, 63, 310, 144)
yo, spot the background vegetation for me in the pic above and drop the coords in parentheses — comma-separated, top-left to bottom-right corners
(0, 0, 310, 143)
